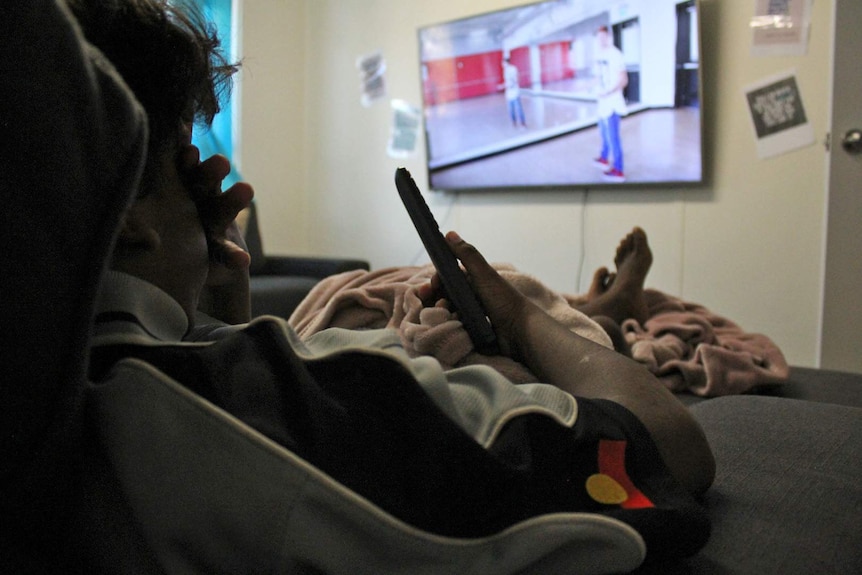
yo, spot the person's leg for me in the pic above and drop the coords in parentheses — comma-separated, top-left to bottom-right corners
(608, 112, 623, 173)
(591, 314, 631, 356)
(515, 98, 526, 126)
(598, 116, 610, 160)
(508, 99, 517, 125)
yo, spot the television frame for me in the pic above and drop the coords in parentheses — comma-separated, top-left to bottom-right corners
(417, 0, 704, 192)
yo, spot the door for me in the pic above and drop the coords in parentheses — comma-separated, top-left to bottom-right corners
(820, 0, 862, 372)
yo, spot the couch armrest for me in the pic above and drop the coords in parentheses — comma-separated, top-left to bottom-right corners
(255, 256, 369, 279)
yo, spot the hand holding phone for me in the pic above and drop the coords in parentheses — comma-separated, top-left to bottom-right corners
(395, 168, 499, 355)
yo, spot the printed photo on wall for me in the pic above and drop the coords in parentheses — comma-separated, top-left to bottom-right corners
(744, 70, 814, 159)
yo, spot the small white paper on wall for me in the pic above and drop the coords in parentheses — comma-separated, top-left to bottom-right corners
(357, 51, 386, 107)
(743, 70, 814, 158)
(750, 0, 813, 57)
(387, 99, 421, 158)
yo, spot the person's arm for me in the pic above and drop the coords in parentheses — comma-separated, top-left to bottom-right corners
(426, 232, 715, 494)
(595, 51, 629, 98)
(181, 147, 254, 325)
(607, 68, 629, 96)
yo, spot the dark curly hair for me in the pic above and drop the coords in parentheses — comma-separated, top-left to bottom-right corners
(66, 0, 239, 148)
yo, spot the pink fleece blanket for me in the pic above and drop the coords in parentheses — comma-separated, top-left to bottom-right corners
(288, 267, 788, 396)
(289, 264, 612, 384)
(619, 289, 788, 396)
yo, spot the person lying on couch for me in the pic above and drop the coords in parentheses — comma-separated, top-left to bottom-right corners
(5, 0, 714, 571)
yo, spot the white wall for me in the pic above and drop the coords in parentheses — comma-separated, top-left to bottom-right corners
(237, 0, 835, 368)
(236, 0, 308, 253)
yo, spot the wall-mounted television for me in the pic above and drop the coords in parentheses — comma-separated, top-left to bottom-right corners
(418, 0, 702, 191)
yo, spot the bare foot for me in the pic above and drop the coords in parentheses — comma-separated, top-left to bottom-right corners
(577, 227, 652, 325)
(613, 226, 652, 292)
(587, 267, 614, 299)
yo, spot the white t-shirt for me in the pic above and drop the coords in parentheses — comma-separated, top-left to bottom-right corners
(503, 62, 521, 101)
(595, 45, 628, 118)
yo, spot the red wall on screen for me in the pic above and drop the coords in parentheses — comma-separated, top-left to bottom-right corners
(423, 51, 505, 105)
(540, 41, 574, 84)
(424, 42, 573, 105)
(509, 46, 531, 87)
(456, 51, 504, 99)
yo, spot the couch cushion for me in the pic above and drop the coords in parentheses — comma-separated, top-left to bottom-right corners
(676, 366, 862, 409)
(635, 395, 862, 574)
(757, 366, 862, 408)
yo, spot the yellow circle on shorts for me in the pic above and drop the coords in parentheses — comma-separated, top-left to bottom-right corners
(586, 473, 629, 505)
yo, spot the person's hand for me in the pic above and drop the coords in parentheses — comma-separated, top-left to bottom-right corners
(179, 145, 254, 323)
(417, 231, 538, 360)
(182, 149, 254, 278)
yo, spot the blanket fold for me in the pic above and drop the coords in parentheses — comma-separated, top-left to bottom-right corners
(622, 290, 788, 396)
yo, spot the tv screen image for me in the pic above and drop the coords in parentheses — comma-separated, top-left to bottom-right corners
(418, 0, 702, 191)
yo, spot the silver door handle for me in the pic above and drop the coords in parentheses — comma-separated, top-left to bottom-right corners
(842, 129, 862, 154)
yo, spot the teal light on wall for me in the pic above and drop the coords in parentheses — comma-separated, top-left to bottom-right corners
(192, 0, 241, 188)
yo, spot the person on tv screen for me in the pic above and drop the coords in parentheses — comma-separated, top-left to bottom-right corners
(593, 25, 628, 182)
(502, 55, 528, 128)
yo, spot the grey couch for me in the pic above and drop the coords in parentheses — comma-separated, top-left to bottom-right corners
(243, 202, 369, 319)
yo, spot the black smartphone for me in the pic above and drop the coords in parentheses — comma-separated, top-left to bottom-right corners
(395, 168, 499, 355)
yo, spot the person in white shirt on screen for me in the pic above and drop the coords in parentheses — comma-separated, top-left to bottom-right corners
(502, 56, 527, 128)
(593, 25, 628, 182)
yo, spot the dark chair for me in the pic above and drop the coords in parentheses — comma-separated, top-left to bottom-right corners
(243, 202, 369, 319)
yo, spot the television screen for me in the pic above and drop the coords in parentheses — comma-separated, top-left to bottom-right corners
(418, 0, 702, 191)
